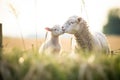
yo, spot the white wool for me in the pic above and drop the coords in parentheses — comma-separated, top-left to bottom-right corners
(39, 25, 63, 54)
(62, 16, 110, 54)
(91, 31, 110, 54)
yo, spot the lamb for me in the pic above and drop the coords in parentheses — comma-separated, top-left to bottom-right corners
(62, 15, 110, 54)
(39, 25, 64, 54)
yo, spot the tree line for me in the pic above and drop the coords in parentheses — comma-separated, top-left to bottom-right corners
(103, 8, 120, 35)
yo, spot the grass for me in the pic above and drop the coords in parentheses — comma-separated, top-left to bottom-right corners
(107, 36, 120, 50)
(3, 36, 120, 52)
(1, 48, 120, 80)
(0, 36, 120, 80)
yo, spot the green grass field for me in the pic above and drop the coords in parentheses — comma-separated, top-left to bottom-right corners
(0, 36, 120, 80)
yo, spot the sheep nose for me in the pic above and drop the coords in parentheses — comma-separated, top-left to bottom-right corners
(62, 26, 65, 31)
(62, 26, 65, 30)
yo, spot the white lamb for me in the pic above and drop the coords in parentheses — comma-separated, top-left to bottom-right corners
(62, 16, 110, 54)
(39, 25, 64, 54)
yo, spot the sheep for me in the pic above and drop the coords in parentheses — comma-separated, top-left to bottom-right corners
(62, 15, 110, 54)
(39, 25, 64, 54)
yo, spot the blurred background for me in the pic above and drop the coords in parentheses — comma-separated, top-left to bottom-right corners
(0, 0, 120, 38)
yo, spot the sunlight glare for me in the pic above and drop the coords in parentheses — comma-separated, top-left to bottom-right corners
(1, 0, 120, 37)
(88, 55, 95, 63)
(19, 57, 24, 64)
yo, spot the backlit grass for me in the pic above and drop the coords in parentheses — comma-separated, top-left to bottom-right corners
(1, 47, 120, 80)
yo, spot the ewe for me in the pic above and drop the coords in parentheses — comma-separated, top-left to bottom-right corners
(62, 16, 110, 54)
(39, 25, 64, 54)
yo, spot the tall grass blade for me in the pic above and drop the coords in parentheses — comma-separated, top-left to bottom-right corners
(8, 2, 26, 50)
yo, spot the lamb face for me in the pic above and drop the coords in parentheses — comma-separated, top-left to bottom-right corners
(46, 25, 64, 36)
(52, 25, 64, 36)
(62, 16, 82, 34)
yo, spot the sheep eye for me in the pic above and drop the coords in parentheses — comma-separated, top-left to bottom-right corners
(54, 29, 57, 31)
(69, 21, 74, 25)
(71, 22, 74, 24)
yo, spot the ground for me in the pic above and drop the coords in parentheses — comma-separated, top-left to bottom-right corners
(3, 36, 120, 52)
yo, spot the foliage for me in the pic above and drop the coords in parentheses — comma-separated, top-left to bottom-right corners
(0, 48, 120, 80)
(103, 8, 120, 35)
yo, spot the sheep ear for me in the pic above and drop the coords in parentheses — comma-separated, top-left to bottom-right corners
(77, 17, 82, 22)
(45, 27, 52, 31)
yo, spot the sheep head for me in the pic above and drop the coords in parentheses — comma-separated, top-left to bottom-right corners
(62, 15, 83, 34)
(45, 25, 64, 37)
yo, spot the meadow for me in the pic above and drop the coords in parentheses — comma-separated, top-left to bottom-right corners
(3, 36, 120, 52)
(0, 36, 120, 80)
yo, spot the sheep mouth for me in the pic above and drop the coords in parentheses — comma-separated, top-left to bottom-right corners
(61, 31, 65, 34)
(62, 29, 65, 33)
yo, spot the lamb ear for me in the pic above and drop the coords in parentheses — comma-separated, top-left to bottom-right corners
(45, 27, 52, 31)
(77, 17, 82, 22)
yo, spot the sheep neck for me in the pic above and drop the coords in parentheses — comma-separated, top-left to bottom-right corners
(74, 24, 93, 52)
